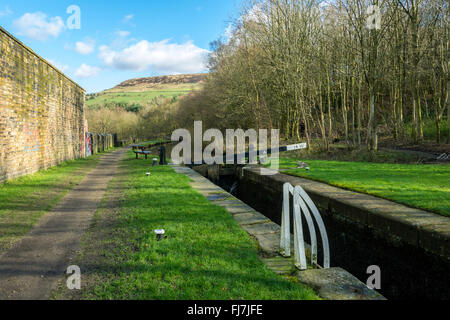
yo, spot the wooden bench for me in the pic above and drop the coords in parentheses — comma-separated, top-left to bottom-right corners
(134, 151, 152, 159)
(131, 144, 147, 151)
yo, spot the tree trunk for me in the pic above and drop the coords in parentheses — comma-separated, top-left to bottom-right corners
(368, 92, 378, 151)
(436, 118, 441, 144)
(327, 73, 333, 143)
(447, 81, 450, 144)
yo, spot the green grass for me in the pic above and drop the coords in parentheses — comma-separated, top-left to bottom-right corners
(406, 118, 449, 142)
(56, 151, 318, 300)
(86, 90, 191, 109)
(273, 158, 450, 217)
(281, 143, 421, 163)
(134, 139, 171, 146)
(0, 151, 114, 254)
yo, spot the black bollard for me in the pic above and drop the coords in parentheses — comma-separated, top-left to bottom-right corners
(159, 146, 168, 165)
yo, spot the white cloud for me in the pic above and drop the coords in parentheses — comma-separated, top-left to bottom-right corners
(224, 23, 234, 41)
(0, 6, 13, 17)
(48, 59, 69, 72)
(75, 39, 95, 55)
(243, 4, 268, 24)
(123, 14, 134, 23)
(75, 64, 101, 78)
(116, 30, 130, 37)
(98, 39, 209, 74)
(13, 12, 65, 41)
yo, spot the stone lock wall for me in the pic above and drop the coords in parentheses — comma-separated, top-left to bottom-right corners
(0, 27, 86, 183)
(236, 167, 450, 300)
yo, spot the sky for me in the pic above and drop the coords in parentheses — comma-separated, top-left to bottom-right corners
(0, 0, 244, 93)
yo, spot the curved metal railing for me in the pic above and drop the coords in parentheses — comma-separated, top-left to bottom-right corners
(280, 183, 330, 270)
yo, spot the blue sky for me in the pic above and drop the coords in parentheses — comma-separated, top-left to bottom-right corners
(0, 0, 244, 93)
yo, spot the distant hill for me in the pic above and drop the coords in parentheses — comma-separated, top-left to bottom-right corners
(109, 73, 207, 92)
(86, 73, 207, 110)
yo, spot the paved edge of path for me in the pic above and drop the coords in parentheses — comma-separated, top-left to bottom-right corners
(0, 148, 127, 300)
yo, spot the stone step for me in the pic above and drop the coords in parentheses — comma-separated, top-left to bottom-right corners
(261, 256, 297, 275)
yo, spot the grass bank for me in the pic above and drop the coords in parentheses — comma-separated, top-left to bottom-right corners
(54, 151, 318, 300)
(86, 90, 191, 109)
(281, 143, 422, 163)
(0, 150, 114, 255)
(274, 158, 450, 217)
(134, 139, 171, 146)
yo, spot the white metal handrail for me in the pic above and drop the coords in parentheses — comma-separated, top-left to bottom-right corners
(280, 183, 330, 270)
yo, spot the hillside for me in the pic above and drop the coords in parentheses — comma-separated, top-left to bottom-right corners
(86, 73, 207, 110)
(109, 73, 207, 92)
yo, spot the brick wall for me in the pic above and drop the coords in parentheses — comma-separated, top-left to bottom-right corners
(0, 27, 86, 183)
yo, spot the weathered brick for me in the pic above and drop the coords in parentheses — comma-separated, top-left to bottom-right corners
(0, 27, 86, 182)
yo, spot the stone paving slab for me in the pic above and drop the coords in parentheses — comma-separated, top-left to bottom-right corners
(215, 203, 257, 215)
(261, 256, 296, 275)
(296, 268, 386, 300)
(253, 232, 282, 257)
(241, 222, 281, 235)
(207, 193, 232, 201)
(193, 187, 225, 196)
(233, 212, 271, 226)
(212, 199, 245, 206)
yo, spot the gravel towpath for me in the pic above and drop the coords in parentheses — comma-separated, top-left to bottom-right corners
(0, 149, 127, 300)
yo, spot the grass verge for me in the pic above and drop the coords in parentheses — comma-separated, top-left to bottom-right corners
(0, 150, 115, 255)
(86, 90, 191, 109)
(274, 157, 450, 217)
(53, 151, 318, 300)
(282, 143, 421, 163)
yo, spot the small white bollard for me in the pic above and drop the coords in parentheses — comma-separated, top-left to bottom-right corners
(154, 229, 165, 241)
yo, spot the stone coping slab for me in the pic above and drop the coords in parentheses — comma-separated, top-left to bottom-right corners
(241, 222, 281, 235)
(233, 212, 272, 226)
(296, 268, 386, 300)
(261, 256, 297, 275)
